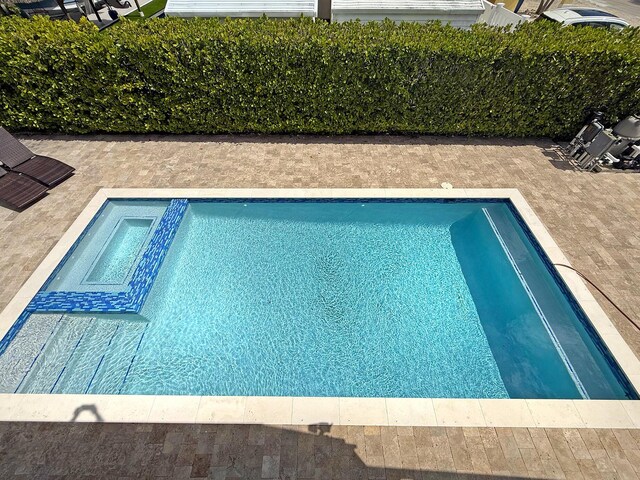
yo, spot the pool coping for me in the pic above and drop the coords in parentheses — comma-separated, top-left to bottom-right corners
(0, 188, 639, 428)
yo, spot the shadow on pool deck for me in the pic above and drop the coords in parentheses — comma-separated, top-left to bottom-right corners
(0, 403, 604, 480)
(17, 132, 554, 148)
(0, 413, 577, 479)
(539, 145, 578, 172)
(70, 404, 104, 423)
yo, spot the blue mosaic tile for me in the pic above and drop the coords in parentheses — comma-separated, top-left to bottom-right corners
(11, 196, 636, 399)
(26, 199, 189, 315)
(0, 310, 31, 358)
(128, 199, 188, 311)
(188, 197, 506, 205)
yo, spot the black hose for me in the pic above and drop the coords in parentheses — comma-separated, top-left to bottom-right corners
(554, 263, 640, 334)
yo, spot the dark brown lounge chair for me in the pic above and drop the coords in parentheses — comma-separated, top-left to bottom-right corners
(0, 127, 74, 188)
(0, 167, 48, 210)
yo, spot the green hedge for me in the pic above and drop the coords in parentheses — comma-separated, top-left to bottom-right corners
(0, 16, 639, 137)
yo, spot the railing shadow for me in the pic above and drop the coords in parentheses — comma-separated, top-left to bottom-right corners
(69, 404, 104, 422)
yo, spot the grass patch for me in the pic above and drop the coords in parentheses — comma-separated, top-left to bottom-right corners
(125, 0, 167, 18)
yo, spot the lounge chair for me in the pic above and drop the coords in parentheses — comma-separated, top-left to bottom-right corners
(0, 128, 74, 188)
(105, 0, 131, 8)
(0, 167, 48, 210)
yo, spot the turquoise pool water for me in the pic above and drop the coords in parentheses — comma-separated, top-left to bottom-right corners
(87, 218, 153, 285)
(0, 199, 636, 399)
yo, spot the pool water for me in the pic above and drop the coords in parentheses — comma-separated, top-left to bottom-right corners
(86, 218, 153, 285)
(0, 200, 636, 399)
(44, 200, 168, 293)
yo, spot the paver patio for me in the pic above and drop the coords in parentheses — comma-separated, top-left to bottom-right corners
(0, 134, 639, 478)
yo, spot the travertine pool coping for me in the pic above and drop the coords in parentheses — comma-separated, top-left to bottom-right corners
(0, 188, 639, 427)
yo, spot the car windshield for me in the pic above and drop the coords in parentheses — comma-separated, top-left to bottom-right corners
(570, 8, 616, 17)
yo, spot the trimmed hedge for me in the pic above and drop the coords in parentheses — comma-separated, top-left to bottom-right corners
(0, 16, 639, 137)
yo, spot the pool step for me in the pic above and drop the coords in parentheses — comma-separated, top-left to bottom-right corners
(84, 320, 147, 394)
(50, 320, 120, 394)
(14, 315, 147, 394)
(18, 315, 93, 394)
(482, 207, 627, 399)
(452, 206, 632, 400)
(0, 314, 63, 393)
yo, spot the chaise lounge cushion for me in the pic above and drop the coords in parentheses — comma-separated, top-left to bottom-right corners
(11, 155, 75, 188)
(0, 127, 75, 187)
(0, 167, 48, 210)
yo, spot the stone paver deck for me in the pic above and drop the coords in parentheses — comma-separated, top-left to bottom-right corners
(2, 422, 640, 479)
(1, 135, 639, 478)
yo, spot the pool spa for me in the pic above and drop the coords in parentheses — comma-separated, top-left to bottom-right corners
(0, 189, 639, 426)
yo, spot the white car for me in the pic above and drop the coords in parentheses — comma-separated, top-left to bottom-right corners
(539, 7, 629, 30)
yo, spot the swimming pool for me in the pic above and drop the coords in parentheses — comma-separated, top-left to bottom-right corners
(0, 190, 636, 406)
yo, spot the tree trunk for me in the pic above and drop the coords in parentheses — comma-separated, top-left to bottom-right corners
(536, 0, 556, 15)
(132, 0, 144, 16)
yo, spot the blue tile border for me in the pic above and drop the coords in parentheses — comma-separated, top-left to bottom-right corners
(26, 199, 189, 314)
(26, 291, 131, 313)
(187, 197, 507, 204)
(3, 196, 636, 400)
(0, 310, 32, 358)
(505, 201, 639, 400)
(128, 199, 188, 311)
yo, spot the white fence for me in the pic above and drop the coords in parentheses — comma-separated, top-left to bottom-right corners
(477, 1, 529, 27)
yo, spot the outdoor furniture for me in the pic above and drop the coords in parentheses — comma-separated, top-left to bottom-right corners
(105, 0, 131, 8)
(0, 167, 48, 210)
(15, 0, 77, 20)
(0, 127, 75, 188)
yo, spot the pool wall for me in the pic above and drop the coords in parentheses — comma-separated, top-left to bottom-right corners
(0, 188, 639, 427)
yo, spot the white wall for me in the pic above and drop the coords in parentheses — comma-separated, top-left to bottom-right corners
(477, 1, 528, 27)
(164, 0, 317, 18)
(330, 0, 485, 28)
(331, 11, 483, 28)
